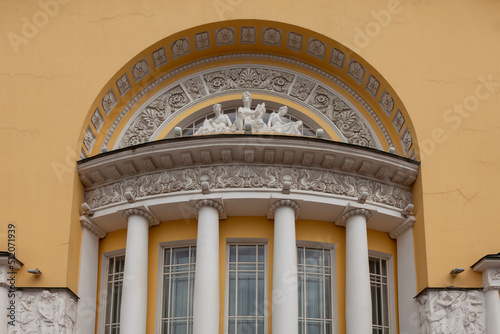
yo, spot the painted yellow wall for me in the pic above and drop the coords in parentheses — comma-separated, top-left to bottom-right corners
(2, 0, 500, 314)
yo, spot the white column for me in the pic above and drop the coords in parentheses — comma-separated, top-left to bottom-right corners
(389, 216, 418, 334)
(342, 208, 372, 334)
(120, 208, 153, 334)
(484, 286, 500, 334)
(270, 199, 300, 334)
(472, 257, 500, 334)
(192, 199, 223, 334)
(76, 217, 106, 334)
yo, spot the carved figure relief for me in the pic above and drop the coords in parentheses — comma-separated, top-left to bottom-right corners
(195, 104, 232, 135)
(84, 164, 413, 210)
(417, 289, 485, 334)
(290, 77, 315, 101)
(182, 77, 207, 100)
(267, 106, 302, 135)
(490, 268, 500, 281)
(9, 289, 78, 334)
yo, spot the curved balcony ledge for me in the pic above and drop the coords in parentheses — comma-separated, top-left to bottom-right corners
(78, 134, 419, 233)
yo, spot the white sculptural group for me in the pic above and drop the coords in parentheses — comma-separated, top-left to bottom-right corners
(195, 91, 303, 135)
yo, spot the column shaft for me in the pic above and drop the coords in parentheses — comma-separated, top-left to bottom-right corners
(391, 218, 418, 334)
(485, 289, 500, 334)
(193, 202, 221, 334)
(272, 201, 299, 334)
(344, 209, 372, 334)
(76, 223, 102, 334)
(120, 211, 151, 334)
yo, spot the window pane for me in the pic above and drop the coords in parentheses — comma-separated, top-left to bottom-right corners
(238, 245, 256, 263)
(237, 273, 257, 316)
(305, 274, 324, 319)
(227, 244, 266, 334)
(162, 246, 195, 334)
(369, 256, 390, 333)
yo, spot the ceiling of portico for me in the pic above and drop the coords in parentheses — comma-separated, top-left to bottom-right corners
(78, 20, 418, 160)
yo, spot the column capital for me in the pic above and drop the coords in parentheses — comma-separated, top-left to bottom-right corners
(123, 208, 155, 225)
(389, 216, 416, 239)
(269, 199, 300, 217)
(194, 199, 224, 216)
(80, 216, 107, 238)
(341, 208, 371, 225)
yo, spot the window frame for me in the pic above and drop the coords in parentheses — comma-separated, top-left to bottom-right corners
(97, 249, 126, 334)
(224, 238, 269, 334)
(368, 250, 397, 334)
(155, 239, 198, 334)
(296, 240, 337, 334)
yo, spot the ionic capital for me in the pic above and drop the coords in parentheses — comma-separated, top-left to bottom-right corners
(193, 199, 224, 216)
(80, 216, 107, 239)
(269, 199, 300, 217)
(123, 208, 155, 225)
(341, 208, 372, 225)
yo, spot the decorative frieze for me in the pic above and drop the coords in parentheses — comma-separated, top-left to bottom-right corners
(101, 88, 117, 115)
(194, 31, 210, 51)
(365, 75, 380, 97)
(7, 289, 78, 334)
(116, 73, 131, 96)
(83, 164, 412, 210)
(416, 289, 485, 334)
(91, 108, 104, 132)
(330, 48, 345, 69)
(240, 27, 256, 43)
(347, 59, 365, 83)
(170, 38, 190, 59)
(379, 90, 395, 115)
(392, 109, 405, 133)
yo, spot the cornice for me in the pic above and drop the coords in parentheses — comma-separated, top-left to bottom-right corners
(193, 199, 224, 216)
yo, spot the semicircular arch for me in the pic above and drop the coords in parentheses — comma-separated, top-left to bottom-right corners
(78, 20, 418, 160)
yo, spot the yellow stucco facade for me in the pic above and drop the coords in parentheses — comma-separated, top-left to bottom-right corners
(1, 0, 500, 333)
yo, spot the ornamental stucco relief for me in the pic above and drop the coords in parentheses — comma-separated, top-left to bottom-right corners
(83, 165, 412, 210)
(116, 65, 380, 150)
(8, 289, 77, 334)
(417, 290, 485, 334)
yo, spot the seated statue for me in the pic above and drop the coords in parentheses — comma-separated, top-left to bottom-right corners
(233, 91, 270, 132)
(195, 103, 232, 135)
(267, 106, 302, 135)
